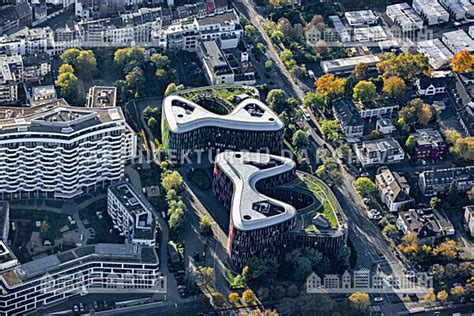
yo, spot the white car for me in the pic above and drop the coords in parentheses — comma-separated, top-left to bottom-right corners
(373, 296, 384, 303)
(367, 211, 374, 219)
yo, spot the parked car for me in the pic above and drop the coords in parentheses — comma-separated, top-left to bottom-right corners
(373, 297, 384, 303)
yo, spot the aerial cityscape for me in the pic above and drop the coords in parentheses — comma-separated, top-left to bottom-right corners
(0, 0, 473, 315)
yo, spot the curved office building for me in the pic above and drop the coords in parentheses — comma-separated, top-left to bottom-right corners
(213, 152, 348, 269)
(161, 94, 284, 156)
(0, 99, 130, 199)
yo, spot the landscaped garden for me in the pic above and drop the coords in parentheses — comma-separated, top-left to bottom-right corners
(10, 209, 78, 262)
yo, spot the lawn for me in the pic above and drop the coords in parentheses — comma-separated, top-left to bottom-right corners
(302, 176, 339, 229)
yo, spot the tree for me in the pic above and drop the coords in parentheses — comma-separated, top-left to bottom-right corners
(425, 288, 436, 302)
(316, 74, 345, 99)
(437, 290, 449, 302)
(445, 129, 462, 144)
(165, 83, 184, 96)
(354, 177, 377, 197)
(418, 104, 433, 125)
(58, 63, 74, 74)
(292, 130, 309, 149)
(452, 50, 473, 73)
(55, 71, 78, 102)
(353, 62, 368, 79)
(245, 25, 257, 42)
(150, 53, 171, 79)
(125, 66, 145, 97)
(302, 92, 325, 110)
(433, 239, 459, 260)
(75, 50, 97, 79)
(242, 266, 249, 280)
(320, 119, 340, 141)
(228, 292, 240, 304)
(451, 285, 465, 298)
(316, 159, 340, 184)
(161, 170, 183, 192)
(405, 135, 416, 152)
(335, 143, 351, 161)
(383, 224, 398, 239)
(242, 289, 256, 304)
(376, 52, 428, 80)
(430, 197, 438, 209)
(450, 136, 474, 162)
(197, 267, 216, 293)
(246, 257, 279, 281)
(212, 292, 225, 306)
(348, 292, 370, 311)
(114, 47, 145, 74)
(266, 89, 287, 114)
(285, 247, 323, 281)
(199, 215, 212, 235)
(264, 60, 273, 72)
(40, 221, 50, 233)
(352, 80, 376, 102)
(383, 76, 406, 99)
(270, 30, 284, 43)
(60, 48, 81, 65)
(398, 232, 420, 256)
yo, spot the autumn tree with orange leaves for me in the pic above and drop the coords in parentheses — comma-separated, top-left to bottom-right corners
(398, 232, 420, 257)
(452, 50, 474, 73)
(383, 76, 406, 99)
(316, 74, 345, 100)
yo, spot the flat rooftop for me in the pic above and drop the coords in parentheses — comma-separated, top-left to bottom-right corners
(0, 99, 125, 136)
(87, 86, 117, 108)
(443, 29, 474, 53)
(163, 94, 284, 134)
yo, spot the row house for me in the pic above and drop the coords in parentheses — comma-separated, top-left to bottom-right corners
(376, 168, 414, 212)
(419, 166, 474, 196)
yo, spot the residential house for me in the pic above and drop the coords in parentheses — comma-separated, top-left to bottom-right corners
(376, 118, 395, 135)
(418, 166, 474, 196)
(411, 129, 446, 160)
(416, 77, 450, 96)
(0, 3, 32, 36)
(396, 208, 455, 243)
(22, 53, 51, 83)
(464, 205, 474, 237)
(376, 168, 415, 212)
(333, 99, 364, 139)
(354, 137, 405, 167)
(0, 55, 23, 104)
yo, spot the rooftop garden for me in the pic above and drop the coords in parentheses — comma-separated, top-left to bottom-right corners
(299, 174, 343, 230)
(173, 86, 260, 110)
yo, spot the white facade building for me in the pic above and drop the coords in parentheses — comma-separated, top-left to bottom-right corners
(442, 29, 474, 53)
(386, 3, 424, 32)
(0, 99, 130, 199)
(107, 182, 156, 247)
(418, 39, 454, 69)
(413, 0, 450, 25)
(440, 0, 474, 20)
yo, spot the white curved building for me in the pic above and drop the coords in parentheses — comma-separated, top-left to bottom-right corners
(213, 152, 348, 268)
(162, 94, 284, 155)
(0, 99, 130, 199)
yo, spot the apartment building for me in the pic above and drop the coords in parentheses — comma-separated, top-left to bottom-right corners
(413, 0, 450, 25)
(376, 168, 414, 212)
(0, 99, 131, 199)
(344, 10, 378, 27)
(411, 129, 446, 159)
(22, 53, 51, 83)
(417, 39, 454, 70)
(396, 208, 455, 242)
(0, 3, 32, 36)
(440, 0, 474, 20)
(213, 152, 348, 269)
(107, 182, 156, 247)
(333, 99, 364, 139)
(354, 137, 405, 167)
(442, 29, 474, 54)
(418, 166, 474, 196)
(0, 55, 23, 104)
(0, 243, 161, 315)
(386, 3, 424, 32)
(162, 94, 284, 156)
(0, 27, 51, 56)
